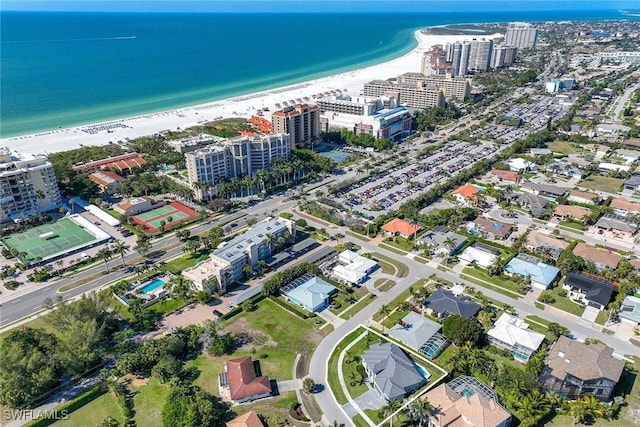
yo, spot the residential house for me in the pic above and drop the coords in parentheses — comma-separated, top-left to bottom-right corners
(424, 376, 511, 427)
(417, 226, 467, 256)
(362, 343, 427, 402)
(572, 243, 622, 271)
(563, 271, 614, 310)
(381, 218, 422, 239)
(611, 197, 640, 217)
(490, 169, 518, 183)
(511, 193, 549, 218)
(282, 274, 336, 312)
(331, 250, 378, 285)
(504, 254, 560, 290)
(220, 356, 271, 404)
(487, 313, 545, 362)
(423, 288, 481, 319)
(622, 139, 640, 149)
(567, 190, 601, 205)
(460, 243, 499, 268)
(592, 214, 639, 239)
(530, 148, 552, 156)
(226, 411, 264, 427)
(88, 171, 126, 195)
(113, 196, 159, 216)
(388, 311, 449, 359)
(468, 217, 512, 240)
(598, 162, 630, 174)
(525, 230, 569, 260)
(619, 295, 640, 326)
(521, 182, 566, 199)
(613, 148, 640, 165)
(452, 184, 480, 205)
(548, 162, 585, 179)
(623, 175, 640, 192)
(596, 123, 630, 135)
(507, 158, 538, 172)
(539, 336, 624, 401)
(554, 205, 592, 221)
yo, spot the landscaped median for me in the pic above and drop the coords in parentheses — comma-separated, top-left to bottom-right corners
(370, 252, 409, 278)
(327, 325, 447, 427)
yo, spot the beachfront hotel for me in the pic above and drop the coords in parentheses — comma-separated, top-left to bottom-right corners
(0, 147, 62, 223)
(182, 217, 295, 293)
(317, 94, 413, 141)
(504, 22, 539, 49)
(491, 44, 518, 68)
(271, 104, 320, 148)
(185, 134, 290, 200)
(363, 73, 469, 107)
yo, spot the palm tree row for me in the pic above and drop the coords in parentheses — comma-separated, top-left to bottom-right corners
(96, 241, 131, 273)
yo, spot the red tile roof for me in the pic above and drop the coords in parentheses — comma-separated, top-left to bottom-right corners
(227, 356, 271, 401)
(226, 411, 264, 427)
(554, 205, 591, 220)
(72, 152, 146, 173)
(452, 184, 479, 200)
(381, 218, 422, 237)
(88, 171, 125, 187)
(490, 169, 518, 182)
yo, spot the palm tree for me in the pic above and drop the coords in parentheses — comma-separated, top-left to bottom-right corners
(69, 198, 76, 214)
(379, 304, 390, 334)
(514, 391, 550, 427)
(580, 396, 605, 421)
(265, 233, 274, 254)
(97, 247, 112, 273)
(112, 241, 130, 267)
(334, 232, 345, 245)
(408, 398, 433, 427)
(134, 239, 151, 257)
(379, 399, 403, 425)
(408, 286, 418, 304)
(570, 400, 586, 425)
(487, 256, 505, 277)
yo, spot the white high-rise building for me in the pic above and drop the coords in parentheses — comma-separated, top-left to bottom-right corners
(469, 38, 494, 71)
(491, 45, 518, 68)
(504, 22, 539, 49)
(446, 41, 472, 76)
(0, 148, 62, 223)
(185, 134, 290, 200)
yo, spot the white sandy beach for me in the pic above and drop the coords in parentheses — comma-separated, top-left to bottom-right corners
(1, 31, 502, 155)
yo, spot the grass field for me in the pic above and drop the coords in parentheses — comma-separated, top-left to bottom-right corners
(1, 218, 97, 262)
(548, 140, 578, 155)
(371, 252, 409, 278)
(131, 377, 170, 426)
(460, 267, 523, 299)
(52, 392, 122, 427)
(539, 285, 585, 317)
(338, 294, 377, 320)
(579, 176, 624, 194)
(327, 329, 363, 405)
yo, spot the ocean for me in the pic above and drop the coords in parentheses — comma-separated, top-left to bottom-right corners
(0, 8, 634, 137)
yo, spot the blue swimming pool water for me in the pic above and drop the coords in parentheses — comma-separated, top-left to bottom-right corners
(416, 364, 431, 379)
(318, 150, 353, 163)
(141, 278, 165, 294)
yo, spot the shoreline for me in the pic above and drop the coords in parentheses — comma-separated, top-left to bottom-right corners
(0, 30, 502, 155)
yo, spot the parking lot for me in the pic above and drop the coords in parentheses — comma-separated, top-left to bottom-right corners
(334, 141, 499, 216)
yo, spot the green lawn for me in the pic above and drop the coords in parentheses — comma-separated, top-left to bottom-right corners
(525, 315, 552, 327)
(379, 242, 409, 255)
(339, 294, 377, 320)
(328, 287, 368, 315)
(539, 285, 585, 317)
(382, 236, 415, 251)
(460, 267, 523, 299)
(414, 256, 429, 264)
(371, 252, 409, 278)
(342, 333, 383, 400)
(328, 329, 365, 405)
(52, 391, 122, 427)
(375, 279, 396, 292)
(184, 299, 328, 399)
(163, 255, 199, 274)
(558, 219, 585, 232)
(376, 259, 396, 275)
(382, 309, 411, 329)
(132, 377, 170, 427)
(548, 140, 578, 155)
(372, 279, 429, 322)
(595, 309, 610, 325)
(579, 176, 624, 194)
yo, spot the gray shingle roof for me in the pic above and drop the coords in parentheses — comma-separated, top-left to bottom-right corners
(423, 289, 481, 319)
(362, 343, 426, 401)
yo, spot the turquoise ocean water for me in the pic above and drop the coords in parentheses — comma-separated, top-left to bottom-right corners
(0, 8, 634, 137)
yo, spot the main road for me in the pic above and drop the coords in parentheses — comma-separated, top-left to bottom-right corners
(305, 215, 640, 426)
(0, 193, 303, 329)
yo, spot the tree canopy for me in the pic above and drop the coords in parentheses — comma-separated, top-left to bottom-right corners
(442, 315, 483, 347)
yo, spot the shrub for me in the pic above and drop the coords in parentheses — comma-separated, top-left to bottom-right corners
(4, 280, 19, 290)
(539, 291, 556, 304)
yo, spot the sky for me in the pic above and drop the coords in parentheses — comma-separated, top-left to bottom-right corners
(3, 0, 639, 13)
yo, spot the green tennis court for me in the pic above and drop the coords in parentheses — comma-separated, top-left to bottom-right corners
(135, 205, 177, 221)
(131, 202, 200, 234)
(1, 218, 96, 262)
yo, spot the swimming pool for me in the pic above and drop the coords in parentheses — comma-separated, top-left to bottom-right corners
(415, 364, 431, 380)
(140, 278, 165, 294)
(318, 150, 353, 163)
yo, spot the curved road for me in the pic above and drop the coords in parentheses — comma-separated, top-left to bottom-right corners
(306, 216, 640, 426)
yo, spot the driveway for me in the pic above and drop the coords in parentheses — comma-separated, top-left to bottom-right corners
(581, 305, 600, 323)
(353, 388, 386, 412)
